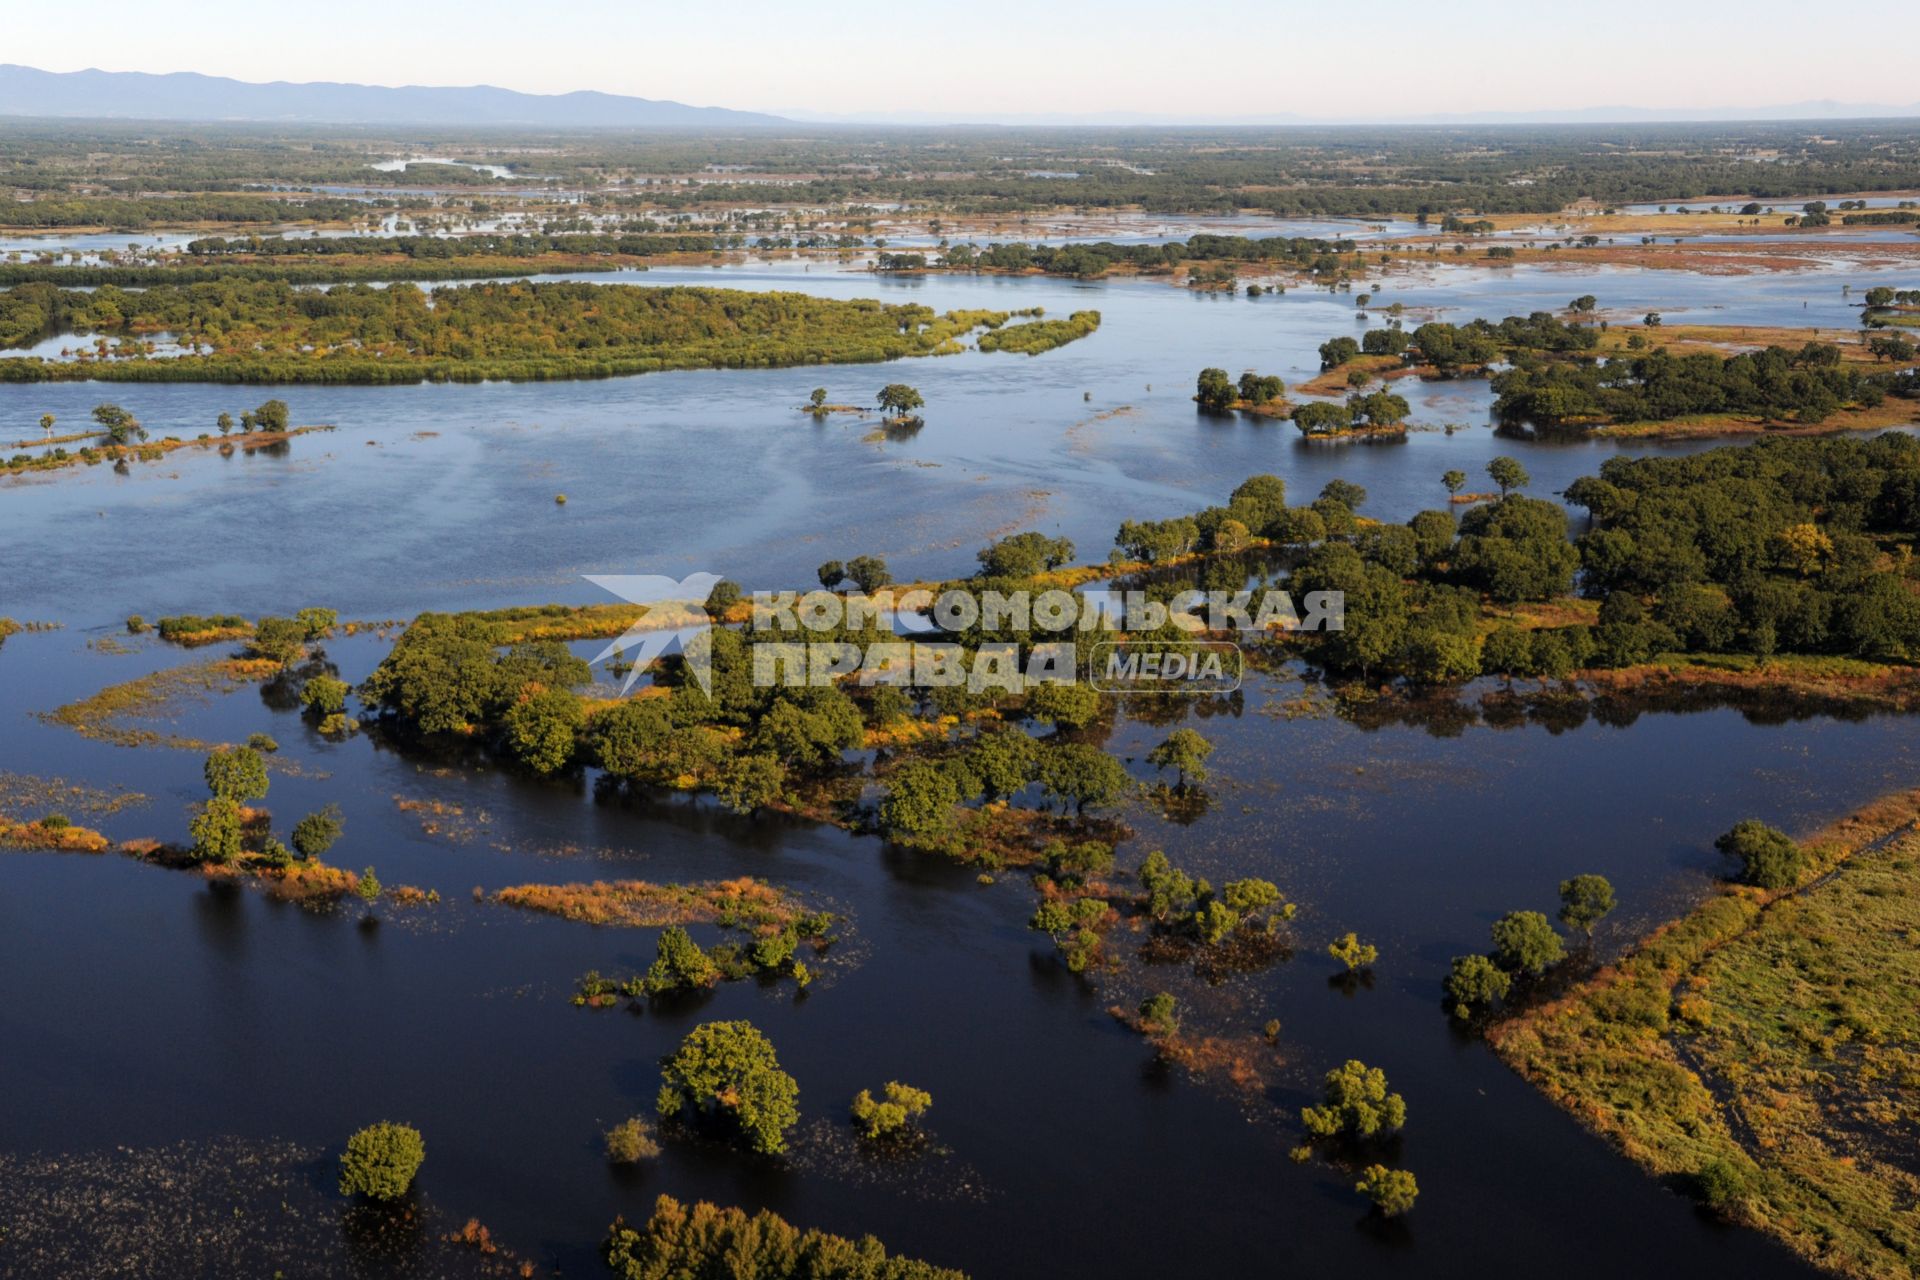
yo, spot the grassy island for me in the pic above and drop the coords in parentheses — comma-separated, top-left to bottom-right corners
(0, 282, 1087, 385)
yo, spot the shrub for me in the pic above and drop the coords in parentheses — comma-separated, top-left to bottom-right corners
(301, 675, 350, 716)
(1696, 1158, 1751, 1212)
(1558, 874, 1616, 935)
(291, 804, 343, 859)
(204, 746, 269, 803)
(338, 1122, 425, 1200)
(1137, 992, 1180, 1037)
(1301, 1059, 1406, 1139)
(604, 1116, 662, 1163)
(605, 1196, 966, 1280)
(1490, 910, 1564, 975)
(1356, 1165, 1419, 1216)
(1327, 932, 1379, 972)
(246, 616, 307, 665)
(643, 926, 722, 995)
(850, 1081, 932, 1140)
(1444, 954, 1512, 1018)
(1713, 820, 1806, 890)
(657, 1021, 799, 1155)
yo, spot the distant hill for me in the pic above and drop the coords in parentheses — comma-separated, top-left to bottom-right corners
(0, 64, 785, 127)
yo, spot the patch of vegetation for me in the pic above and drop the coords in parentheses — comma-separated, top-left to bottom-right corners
(337, 1123, 424, 1201)
(1490, 797, 1920, 1278)
(606, 1195, 966, 1280)
(656, 1020, 799, 1156)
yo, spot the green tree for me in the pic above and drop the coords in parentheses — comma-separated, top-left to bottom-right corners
(1327, 932, 1378, 972)
(204, 746, 269, 803)
(1146, 728, 1213, 788)
(1443, 954, 1511, 1019)
(845, 555, 891, 593)
(850, 1081, 932, 1140)
(644, 926, 722, 995)
(355, 866, 381, 912)
(1301, 1059, 1407, 1139)
(216, 411, 233, 435)
(1558, 874, 1616, 936)
(808, 387, 828, 410)
(656, 1020, 800, 1155)
(713, 753, 787, 815)
(501, 688, 584, 774)
(1442, 468, 1466, 497)
(301, 675, 349, 717)
(291, 804, 343, 859)
(1024, 680, 1101, 729)
(1356, 1165, 1419, 1217)
(246, 616, 307, 665)
(1486, 455, 1530, 499)
(876, 384, 925, 418)
(1714, 820, 1806, 890)
(1491, 910, 1564, 975)
(879, 761, 961, 841)
(704, 580, 742, 615)
(1035, 743, 1132, 814)
(188, 796, 244, 864)
(1137, 991, 1180, 1036)
(252, 399, 290, 432)
(816, 560, 845, 590)
(976, 531, 1074, 577)
(965, 728, 1039, 801)
(604, 1117, 661, 1163)
(91, 403, 145, 446)
(338, 1122, 424, 1200)
(1194, 367, 1237, 411)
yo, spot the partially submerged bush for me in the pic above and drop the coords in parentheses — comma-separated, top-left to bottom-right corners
(657, 1020, 798, 1155)
(850, 1081, 932, 1141)
(1356, 1164, 1419, 1217)
(338, 1122, 424, 1200)
(1302, 1059, 1406, 1139)
(1714, 820, 1807, 890)
(605, 1116, 662, 1164)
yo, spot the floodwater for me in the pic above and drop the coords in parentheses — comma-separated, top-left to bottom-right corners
(0, 239, 1909, 1278)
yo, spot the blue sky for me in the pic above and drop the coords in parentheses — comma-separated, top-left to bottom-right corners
(9, 0, 1917, 121)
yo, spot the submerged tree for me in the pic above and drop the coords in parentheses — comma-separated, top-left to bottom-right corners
(656, 1020, 800, 1155)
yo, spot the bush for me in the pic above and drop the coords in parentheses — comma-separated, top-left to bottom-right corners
(1696, 1157, 1751, 1212)
(1327, 932, 1378, 972)
(1137, 992, 1180, 1037)
(657, 1021, 799, 1155)
(1444, 954, 1512, 1018)
(604, 1116, 662, 1163)
(301, 675, 350, 717)
(338, 1122, 424, 1200)
(1301, 1059, 1406, 1139)
(1356, 1165, 1419, 1216)
(850, 1081, 932, 1140)
(1490, 910, 1564, 975)
(291, 804, 343, 859)
(1713, 819, 1806, 890)
(643, 926, 722, 995)
(605, 1196, 966, 1280)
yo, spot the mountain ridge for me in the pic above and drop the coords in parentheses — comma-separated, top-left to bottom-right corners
(0, 64, 785, 127)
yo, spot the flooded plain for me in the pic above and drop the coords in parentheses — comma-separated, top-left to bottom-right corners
(1, 239, 1914, 1277)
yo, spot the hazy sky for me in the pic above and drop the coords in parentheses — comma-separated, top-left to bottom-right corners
(9, 0, 1917, 120)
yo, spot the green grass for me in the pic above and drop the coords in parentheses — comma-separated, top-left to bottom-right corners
(1492, 817, 1920, 1278)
